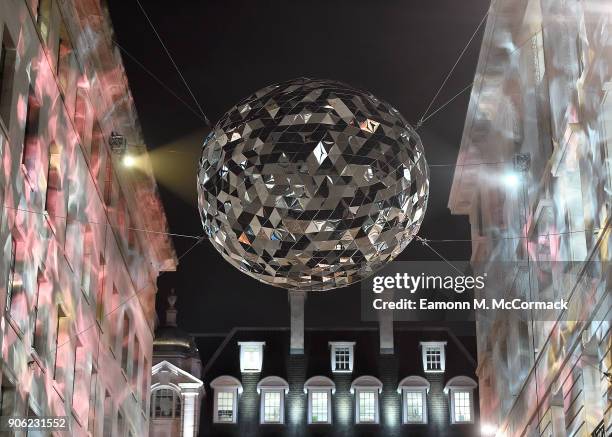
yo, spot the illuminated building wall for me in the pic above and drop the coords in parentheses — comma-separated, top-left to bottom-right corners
(0, 0, 176, 436)
(449, 0, 611, 435)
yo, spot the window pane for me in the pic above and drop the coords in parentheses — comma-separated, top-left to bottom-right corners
(311, 391, 328, 423)
(155, 389, 174, 418)
(453, 391, 471, 422)
(217, 391, 234, 422)
(425, 348, 441, 371)
(358, 391, 376, 423)
(174, 392, 181, 418)
(405, 391, 424, 423)
(263, 391, 281, 423)
(334, 347, 350, 370)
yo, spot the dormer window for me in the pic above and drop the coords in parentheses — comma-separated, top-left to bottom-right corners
(304, 376, 335, 425)
(350, 376, 382, 424)
(211, 376, 243, 424)
(238, 342, 265, 373)
(398, 376, 430, 424)
(257, 376, 289, 425)
(445, 376, 477, 424)
(329, 342, 355, 373)
(420, 341, 446, 373)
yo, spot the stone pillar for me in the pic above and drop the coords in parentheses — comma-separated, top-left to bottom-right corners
(379, 290, 394, 354)
(289, 291, 306, 355)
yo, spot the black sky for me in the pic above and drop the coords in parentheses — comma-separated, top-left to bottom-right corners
(106, 0, 489, 333)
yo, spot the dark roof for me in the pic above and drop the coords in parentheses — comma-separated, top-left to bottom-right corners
(196, 326, 477, 382)
(153, 325, 199, 357)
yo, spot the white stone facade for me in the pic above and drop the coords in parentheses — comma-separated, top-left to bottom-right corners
(449, 0, 611, 436)
(0, 0, 176, 436)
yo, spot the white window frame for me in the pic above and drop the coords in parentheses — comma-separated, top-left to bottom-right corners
(402, 389, 427, 424)
(210, 376, 243, 424)
(238, 341, 265, 373)
(150, 386, 182, 419)
(307, 389, 332, 425)
(259, 388, 285, 425)
(213, 389, 238, 424)
(329, 341, 355, 373)
(398, 375, 430, 425)
(355, 389, 379, 424)
(449, 389, 474, 424)
(444, 376, 477, 425)
(304, 376, 335, 425)
(420, 341, 447, 373)
(351, 376, 382, 425)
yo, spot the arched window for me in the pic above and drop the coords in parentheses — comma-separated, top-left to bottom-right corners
(257, 376, 289, 425)
(445, 376, 477, 424)
(150, 387, 182, 419)
(211, 376, 243, 424)
(351, 376, 383, 424)
(304, 376, 335, 425)
(397, 376, 430, 424)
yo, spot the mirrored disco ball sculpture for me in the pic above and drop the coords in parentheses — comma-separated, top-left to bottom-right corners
(197, 78, 429, 291)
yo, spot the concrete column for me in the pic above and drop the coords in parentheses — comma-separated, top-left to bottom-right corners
(288, 291, 306, 355)
(378, 290, 394, 354)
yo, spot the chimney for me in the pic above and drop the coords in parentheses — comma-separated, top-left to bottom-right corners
(288, 291, 306, 354)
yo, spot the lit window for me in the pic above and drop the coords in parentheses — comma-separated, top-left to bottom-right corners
(357, 391, 377, 423)
(262, 391, 282, 424)
(257, 376, 288, 425)
(445, 376, 477, 424)
(310, 392, 329, 423)
(405, 391, 426, 423)
(351, 376, 382, 424)
(238, 341, 265, 373)
(420, 341, 446, 373)
(211, 376, 242, 424)
(150, 388, 181, 419)
(216, 391, 235, 422)
(329, 342, 355, 373)
(398, 376, 429, 424)
(453, 391, 471, 423)
(305, 376, 334, 425)
(336, 348, 350, 369)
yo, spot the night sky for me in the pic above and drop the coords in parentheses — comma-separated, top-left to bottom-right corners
(106, 0, 489, 333)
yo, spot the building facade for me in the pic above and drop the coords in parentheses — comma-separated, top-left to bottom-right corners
(449, 0, 611, 435)
(0, 0, 176, 436)
(150, 291, 204, 437)
(196, 326, 478, 437)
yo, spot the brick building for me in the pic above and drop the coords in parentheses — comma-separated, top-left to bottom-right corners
(0, 0, 176, 435)
(194, 325, 478, 437)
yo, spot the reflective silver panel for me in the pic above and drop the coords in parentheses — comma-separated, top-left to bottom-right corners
(198, 78, 429, 290)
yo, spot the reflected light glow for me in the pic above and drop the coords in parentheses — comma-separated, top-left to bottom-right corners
(503, 172, 520, 188)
